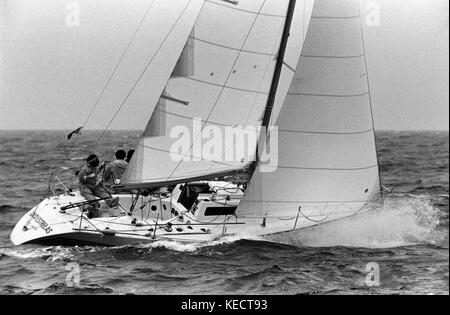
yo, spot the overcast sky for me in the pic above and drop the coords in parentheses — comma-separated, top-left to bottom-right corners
(0, 0, 448, 130)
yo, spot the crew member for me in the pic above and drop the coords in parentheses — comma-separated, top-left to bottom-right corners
(78, 154, 119, 218)
(103, 150, 128, 190)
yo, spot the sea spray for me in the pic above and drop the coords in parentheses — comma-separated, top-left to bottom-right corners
(137, 233, 265, 253)
(0, 245, 100, 261)
(0, 246, 75, 261)
(268, 194, 444, 249)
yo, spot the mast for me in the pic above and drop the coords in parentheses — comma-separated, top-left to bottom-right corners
(248, 0, 297, 179)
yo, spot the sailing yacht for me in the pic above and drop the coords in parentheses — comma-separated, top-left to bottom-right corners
(11, 0, 382, 246)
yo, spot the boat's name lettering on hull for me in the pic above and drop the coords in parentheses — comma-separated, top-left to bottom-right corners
(30, 212, 53, 234)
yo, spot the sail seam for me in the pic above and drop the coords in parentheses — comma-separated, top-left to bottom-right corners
(278, 128, 374, 135)
(276, 164, 379, 171)
(198, 2, 289, 178)
(190, 36, 277, 57)
(206, 0, 286, 18)
(154, 108, 262, 130)
(311, 15, 360, 20)
(184, 76, 270, 95)
(300, 53, 365, 59)
(137, 143, 245, 168)
(287, 91, 369, 97)
(155, 108, 227, 126)
(167, 0, 270, 181)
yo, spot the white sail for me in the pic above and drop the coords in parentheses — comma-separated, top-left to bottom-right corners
(85, 0, 205, 130)
(269, 0, 315, 126)
(237, 0, 381, 229)
(122, 0, 315, 187)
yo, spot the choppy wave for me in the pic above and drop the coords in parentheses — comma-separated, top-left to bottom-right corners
(135, 233, 266, 253)
(0, 130, 447, 295)
(0, 204, 28, 212)
(0, 245, 100, 262)
(33, 283, 115, 295)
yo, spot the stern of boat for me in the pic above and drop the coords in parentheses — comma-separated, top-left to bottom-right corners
(10, 194, 83, 246)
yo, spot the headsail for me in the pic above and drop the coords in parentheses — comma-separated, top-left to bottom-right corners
(237, 0, 381, 226)
(84, 0, 205, 131)
(122, 0, 314, 188)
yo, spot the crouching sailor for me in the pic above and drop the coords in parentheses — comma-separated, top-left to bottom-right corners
(78, 154, 119, 218)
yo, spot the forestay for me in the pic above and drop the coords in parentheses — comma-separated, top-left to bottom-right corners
(123, 0, 315, 187)
(237, 0, 381, 227)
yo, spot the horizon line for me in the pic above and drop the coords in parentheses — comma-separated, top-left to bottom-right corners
(0, 128, 448, 132)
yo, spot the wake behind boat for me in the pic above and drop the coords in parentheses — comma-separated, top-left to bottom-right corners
(12, 0, 384, 247)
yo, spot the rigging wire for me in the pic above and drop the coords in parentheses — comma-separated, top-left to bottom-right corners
(95, 0, 197, 146)
(356, 0, 382, 189)
(62, 0, 156, 186)
(81, 0, 156, 129)
(166, 0, 269, 181)
(297, 205, 329, 223)
(200, 10, 287, 177)
(61, 0, 198, 188)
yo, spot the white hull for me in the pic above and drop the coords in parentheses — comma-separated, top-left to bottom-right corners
(11, 182, 380, 247)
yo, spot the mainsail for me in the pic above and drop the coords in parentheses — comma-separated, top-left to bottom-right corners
(237, 0, 381, 227)
(122, 0, 315, 187)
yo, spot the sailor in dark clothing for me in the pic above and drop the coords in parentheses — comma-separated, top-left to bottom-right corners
(78, 154, 119, 218)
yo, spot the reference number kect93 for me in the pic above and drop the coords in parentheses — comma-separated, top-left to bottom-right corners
(181, 299, 268, 312)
